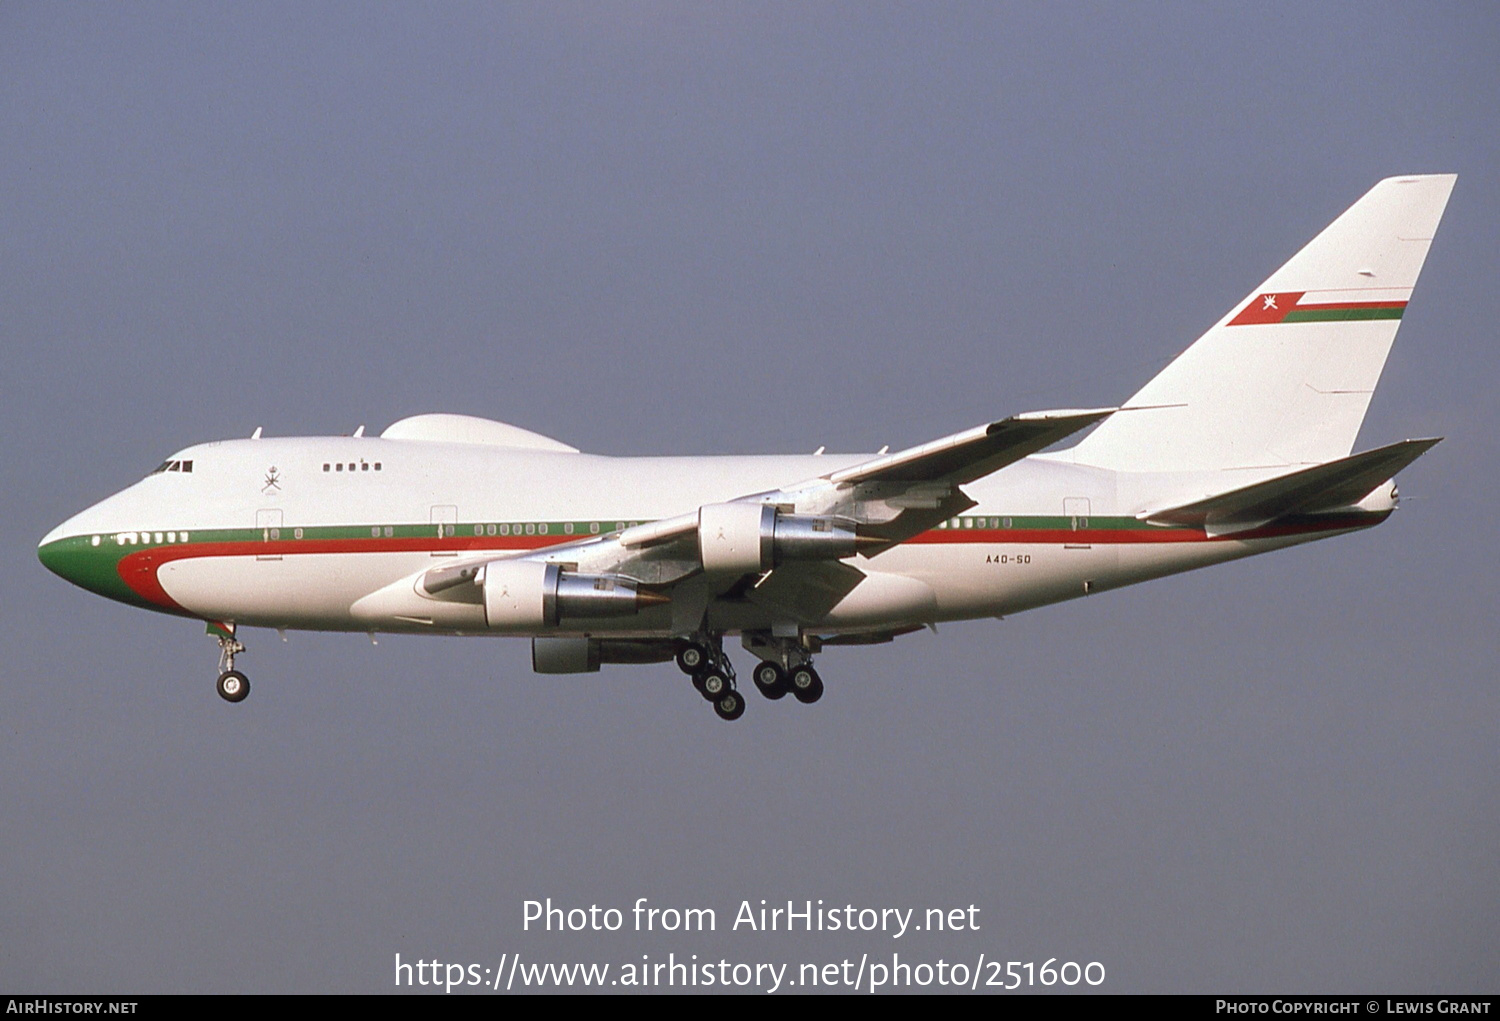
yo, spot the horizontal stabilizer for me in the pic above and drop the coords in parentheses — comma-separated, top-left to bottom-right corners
(1142, 438, 1441, 528)
(827, 408, 1115, 488)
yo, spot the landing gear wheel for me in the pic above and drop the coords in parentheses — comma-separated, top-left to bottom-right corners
(698, 670, 731, 701)
(713, 689, 746, 721)
(752, 661, 789, 700)
(789, 665, 824, 704)
(676, 643, 710, 675)
(216, 670, 250, 703)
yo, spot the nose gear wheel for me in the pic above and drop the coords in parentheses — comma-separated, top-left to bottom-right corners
(213, 625, 250, 704)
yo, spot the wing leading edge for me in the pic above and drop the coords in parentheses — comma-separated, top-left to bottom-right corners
(824, 408, 1116, 487)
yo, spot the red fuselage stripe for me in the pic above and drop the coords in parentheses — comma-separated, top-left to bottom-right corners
(115, 515, 1383, 612)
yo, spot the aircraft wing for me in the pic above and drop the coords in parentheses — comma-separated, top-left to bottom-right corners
(823, 408, 1116, 487)
(402, 407, 1114, 632)
(791, 407, 1115, 547)
(590, 406, 1116, 563)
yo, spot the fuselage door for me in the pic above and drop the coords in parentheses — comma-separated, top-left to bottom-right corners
(257, 509, 284, 561)
(431, 505, 458, 557)
(1064, 498, 1091, 550)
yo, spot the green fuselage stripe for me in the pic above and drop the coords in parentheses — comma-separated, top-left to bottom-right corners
(39, 511, 1377, 615)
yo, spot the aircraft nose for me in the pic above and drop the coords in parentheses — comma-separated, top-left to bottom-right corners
(38, 487, 164, 609)
(38, 522, 94, 587)
(38, 514, 124, 601)
(38, 519, 70, 552)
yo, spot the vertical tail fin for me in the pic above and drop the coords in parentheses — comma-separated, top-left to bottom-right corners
(1070, 174, 1455, 472)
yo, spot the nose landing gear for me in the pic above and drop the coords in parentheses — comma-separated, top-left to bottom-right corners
(213, 624, 249, 703)
(216, 669, 249, 702)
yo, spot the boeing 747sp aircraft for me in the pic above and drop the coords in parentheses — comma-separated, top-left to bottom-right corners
(39, 175, 1454, 720)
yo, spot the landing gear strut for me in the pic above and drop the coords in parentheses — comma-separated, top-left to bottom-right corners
(214, 625, 249, 703)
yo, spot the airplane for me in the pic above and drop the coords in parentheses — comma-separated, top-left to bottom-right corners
(38, 174, 1455, 720)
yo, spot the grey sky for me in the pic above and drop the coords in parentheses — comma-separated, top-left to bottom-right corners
(3, 2, 1496, 993)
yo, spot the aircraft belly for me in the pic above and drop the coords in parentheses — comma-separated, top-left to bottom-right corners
(866, 542, 1122, 620)
(818, 570, 937, 630)
(159, 552, 433, 629)
(857, 532, 1343, 621)
(1108, 541, 1252, 591)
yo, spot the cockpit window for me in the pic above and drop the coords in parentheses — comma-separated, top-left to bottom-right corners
(150, 461, 171, 475)
(148, 459, 194, 476)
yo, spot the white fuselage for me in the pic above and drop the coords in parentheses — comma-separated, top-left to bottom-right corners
(39, 433, 1380, 639)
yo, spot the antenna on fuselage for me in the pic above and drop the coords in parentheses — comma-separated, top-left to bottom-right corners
(250, 426, 263, 440)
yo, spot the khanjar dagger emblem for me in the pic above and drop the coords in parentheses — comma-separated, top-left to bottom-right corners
(262, 466, 282, 493)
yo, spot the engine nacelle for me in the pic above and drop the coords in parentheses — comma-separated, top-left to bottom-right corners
(482, 561, 658, 629)
(697, 503, 863, 575)
(532, 636, 599, 673)
(531, 637, 677, 674)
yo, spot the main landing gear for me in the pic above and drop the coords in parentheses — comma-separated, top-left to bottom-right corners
(214, 625, 249, 703)
(676, 634, 824, 721)
(677, 637, 744, 721)
(787, 663, 825, 704)
(753, 660, 822, 704)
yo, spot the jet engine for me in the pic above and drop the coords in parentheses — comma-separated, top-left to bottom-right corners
(697, 503, 866, 575)
(481, 561, 666, 629)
